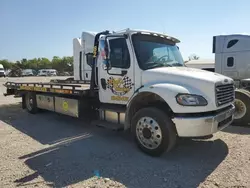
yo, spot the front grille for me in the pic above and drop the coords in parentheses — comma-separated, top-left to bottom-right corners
(215, 83, 234, 106)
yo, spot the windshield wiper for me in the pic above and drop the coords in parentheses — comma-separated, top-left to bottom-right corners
(148, 63, 172, 69)
(171, 62, 183, 67)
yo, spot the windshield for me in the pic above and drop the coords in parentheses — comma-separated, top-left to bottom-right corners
(132, 34, 184, 70)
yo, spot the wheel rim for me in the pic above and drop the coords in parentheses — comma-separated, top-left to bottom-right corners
(26, 94, 33, 111)
(234, 99, 247, 119)
(136, 117, 162, 150)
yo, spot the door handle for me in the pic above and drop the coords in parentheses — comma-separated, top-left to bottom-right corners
(107, 69, 128, 76)
(101, 78, 106, 90)
(121, 70, 127, 76)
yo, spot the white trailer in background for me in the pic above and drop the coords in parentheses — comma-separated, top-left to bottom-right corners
(73, 32, 96, 82)
(185, 34, 250, 126)
(185, 59, 215, 72)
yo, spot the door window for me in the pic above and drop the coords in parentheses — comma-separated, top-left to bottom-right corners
(227, 57, 234, 67)
(109, 38, 130, 69)
(227, 39, 238, 48)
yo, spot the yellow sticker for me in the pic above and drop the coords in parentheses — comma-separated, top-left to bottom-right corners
(111, 96, 129, 101)
(20, 86, 34, 90)
(62, 101, 69, 111)
(107, 76, 133, 96)
(34, 87, 47, 92)
(19, 86, 48, 92)
(50, 89, 72, 94)
(93, 46, 97, 57)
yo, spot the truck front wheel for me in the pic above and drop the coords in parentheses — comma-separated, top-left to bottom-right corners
(131, 107, 177, 156)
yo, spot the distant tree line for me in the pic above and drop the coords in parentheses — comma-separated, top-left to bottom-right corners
(0, 56, 73, 74)
(0, 54, 200, 73)
(188, 54, 200, 61)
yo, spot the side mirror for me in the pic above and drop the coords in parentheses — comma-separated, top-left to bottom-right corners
(86, 53, 93, 68)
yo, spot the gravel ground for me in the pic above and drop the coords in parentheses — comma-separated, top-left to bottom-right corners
(0, 77, 250, 188)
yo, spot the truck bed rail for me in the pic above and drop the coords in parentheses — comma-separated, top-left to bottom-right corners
(3, 81, 90, 96)
(50, 78, 90, 84)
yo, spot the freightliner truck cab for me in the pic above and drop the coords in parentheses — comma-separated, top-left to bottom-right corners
(72, 29, 235, 155)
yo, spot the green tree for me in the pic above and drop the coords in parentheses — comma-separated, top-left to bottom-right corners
(188, 54, 200, 60)
(0, 56, 73, 74)
(0, 59, 13, 69)
(26, 58, 39, 70)
(51, 56, 61, 71)
(38, 58, 51, 69)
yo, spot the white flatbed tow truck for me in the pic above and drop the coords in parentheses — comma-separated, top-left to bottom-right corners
(3, 29, 235, 156)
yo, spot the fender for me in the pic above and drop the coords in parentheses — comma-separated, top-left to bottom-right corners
(132, 83, 191, 113)
(124, 83, 214, 130)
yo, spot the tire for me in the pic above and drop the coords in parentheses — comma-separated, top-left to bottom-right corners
(131, 107, 177, 156)
(233, 89, 250, 126)
(24, 92, 39, 114)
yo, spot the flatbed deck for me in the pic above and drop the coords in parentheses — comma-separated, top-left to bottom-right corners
(4, 81, 91, 96)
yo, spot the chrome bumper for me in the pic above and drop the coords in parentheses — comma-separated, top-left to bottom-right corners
(172, 104, 235, 137)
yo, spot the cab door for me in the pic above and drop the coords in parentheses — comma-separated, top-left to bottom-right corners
(98, 37, 135, 105)
(222, 54, 239, 79)
(221, 38, 239, 79)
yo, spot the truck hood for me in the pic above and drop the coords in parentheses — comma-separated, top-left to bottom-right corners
(141, 66, 234, 107)
(141, 66, 234, 112)
(142, 66, 233, 86)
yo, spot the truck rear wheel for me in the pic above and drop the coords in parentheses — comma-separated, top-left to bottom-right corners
(233, 90, 250, 126)
(24, 92, 39, 114)
(131, 107, 177, 156)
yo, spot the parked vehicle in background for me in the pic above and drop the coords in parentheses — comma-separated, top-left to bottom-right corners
(47, 69, 57, 76)
(37, 69, 45, 76)
(0, 64, 6, 77)
(37, 69, 48, 76)
(21, 69, 36, 76)
(185, 59, 214, 72)
(185, 34, 250, 126)
(37, 69, 57, 76)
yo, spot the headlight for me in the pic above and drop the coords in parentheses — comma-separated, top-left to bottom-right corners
(176, 94, 208, 106)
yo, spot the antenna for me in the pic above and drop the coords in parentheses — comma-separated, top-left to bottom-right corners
(162, 24, 166, 35)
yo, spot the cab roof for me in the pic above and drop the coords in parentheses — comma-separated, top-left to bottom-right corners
(83, 28, 181, 44)
(113, 28, 180, 43)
